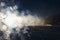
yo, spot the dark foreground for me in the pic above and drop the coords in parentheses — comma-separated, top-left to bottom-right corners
(0, 26, 60, 40)
(20, 26, 60, 40)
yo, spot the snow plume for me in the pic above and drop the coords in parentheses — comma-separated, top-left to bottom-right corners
(0, 4, 43, 29)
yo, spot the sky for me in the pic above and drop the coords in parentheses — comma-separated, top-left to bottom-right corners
(0, 0, 60, 17)
(19, 0, 60, 17)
